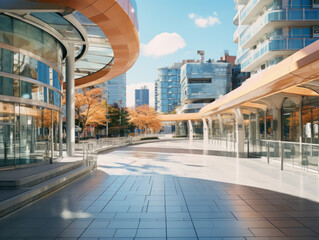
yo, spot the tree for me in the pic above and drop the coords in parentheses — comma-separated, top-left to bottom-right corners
(106, 103, 134, 136)
(128, 105, 163, 133)
(74, 88, 107, 133)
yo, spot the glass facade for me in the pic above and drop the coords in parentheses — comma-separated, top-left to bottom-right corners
(0, 15, 63, 168)
(135, 87, 149, 107)
(98, 74, 126, 107)
(156, 63, 181, 113)
(235, 0, 319, 74)
(0, 14, 64, 72)
(180, 62, 232, 113)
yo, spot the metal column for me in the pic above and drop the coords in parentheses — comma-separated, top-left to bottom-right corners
(59, 112, 63, 158)
(66, 44, 75, 157)
(188, 120, 193, 141)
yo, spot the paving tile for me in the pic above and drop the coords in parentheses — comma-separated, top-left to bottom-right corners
(167, 220, 193, 228)
(136, 228, 166, 238)
(114, 228, 137, 237)
(81, 228, 116, 238)
(138, 220, 166, 228)
(196, 227, 253, 237)
(108, 220, 139, 229)
(268, 218, 304, 228)
(58, 228, 86, 238)
(249, 227, 285, 237)
(279, 227, 319, 237)
(68, 219, 94, 228)
(167, 228, 197, 238)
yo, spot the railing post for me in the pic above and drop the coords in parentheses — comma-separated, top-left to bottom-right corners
(267, 141, 270, 164)
(281, 141, 284, 171)
(300, 140, 303, 169)
(247, 139, 249, 158)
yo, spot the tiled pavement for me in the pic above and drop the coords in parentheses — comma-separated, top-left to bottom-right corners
(1, 140, 319, 239)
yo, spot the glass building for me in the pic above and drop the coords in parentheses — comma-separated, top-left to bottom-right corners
(156, 63, 182, 113)
(234, 0, 319, 75)
(98, 74, 126, 107)
(0, 0, 139, 167)
(135, 86, 149, 108)
(180, 60, 232, 113)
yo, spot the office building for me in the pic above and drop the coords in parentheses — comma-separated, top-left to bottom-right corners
(156, 63, 182, 113)
(234, 0, 319, 75)
(98, 74, 126, 107)
(0, 0, 139, 167)
(231, 64, 251, 90)
(180, 51, 232, 113)
(135, 86, 149, 108)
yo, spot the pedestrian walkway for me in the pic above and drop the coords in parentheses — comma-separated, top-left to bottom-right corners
(1, 140, 319, 239)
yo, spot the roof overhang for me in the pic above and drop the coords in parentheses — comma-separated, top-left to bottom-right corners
(35, 0, 139, 89)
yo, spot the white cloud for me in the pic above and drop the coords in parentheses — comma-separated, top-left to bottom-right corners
(141, 32, 186, 58)
(189, 13, 221, 28)
(188, 13, 195, 19)
(126, 82, 155, 108)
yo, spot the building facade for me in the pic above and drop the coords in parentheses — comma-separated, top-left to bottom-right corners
(231, 64, 251, 90)
(180, 60, 232, 113)
(234, 0, 319, 75)
(98, 74, 126, 108)
(0, 0, 139, 167)
(156, 63, 182, 113)
(135, 86, 149, 108)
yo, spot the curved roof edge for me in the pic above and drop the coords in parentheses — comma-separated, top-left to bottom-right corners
(38, 0, 139, 89)
(199, 39, 319, 116)
(158, 113, 202, 122)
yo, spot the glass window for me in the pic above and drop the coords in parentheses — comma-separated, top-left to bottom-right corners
(282, 98, 300, 142)
(20, 81, 32, 99)
(20, 55, 38, 79)
(38, 61, 50, 85)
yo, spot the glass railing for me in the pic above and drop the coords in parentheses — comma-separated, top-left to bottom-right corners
(247, 139, 319, 173)
(239, 8, 319, 47)
(209, 137, 319, 173)
(240, 0, 259, 21)
(240, 38, 318, 70)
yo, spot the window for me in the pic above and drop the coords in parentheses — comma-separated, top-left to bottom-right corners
(188, 78, 212, 84)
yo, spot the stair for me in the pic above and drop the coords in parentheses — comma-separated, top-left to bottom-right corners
(0, 161, 93, 218)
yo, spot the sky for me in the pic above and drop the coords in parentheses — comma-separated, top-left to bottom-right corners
(126, 0, 238, 107)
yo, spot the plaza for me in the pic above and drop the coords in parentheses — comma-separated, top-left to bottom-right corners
(1, 140, 319, 239)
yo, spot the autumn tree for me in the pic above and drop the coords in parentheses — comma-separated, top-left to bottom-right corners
(128, 105, 162, 133)
(74, 88, 107, 133)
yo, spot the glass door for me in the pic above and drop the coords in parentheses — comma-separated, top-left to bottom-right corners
(0, 123, 15, 167)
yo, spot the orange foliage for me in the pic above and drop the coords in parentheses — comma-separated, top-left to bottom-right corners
(74, 88, 106, 128)
(128, 105, 162, 133)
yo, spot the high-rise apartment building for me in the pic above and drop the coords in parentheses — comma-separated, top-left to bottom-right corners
(180, 52, 232, 113)
(155, 63, 182, 113)
(135, 86, 149, 107)
(234, 0, 319, 75)
(98, 74, 126, 107)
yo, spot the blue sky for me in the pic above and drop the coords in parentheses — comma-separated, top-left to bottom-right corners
(126, 0, 237, 107)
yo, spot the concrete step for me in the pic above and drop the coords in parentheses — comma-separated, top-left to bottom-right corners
(0, 164, 93, 218)
(0, 161, 84, 188)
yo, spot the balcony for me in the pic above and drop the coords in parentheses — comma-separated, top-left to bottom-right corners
(241, 38, 318, 72)
(239, 8, 319, 49)
(240, 0, 272, 25)
(233, 12, 239, 26)
(233, 28, 239, 43)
